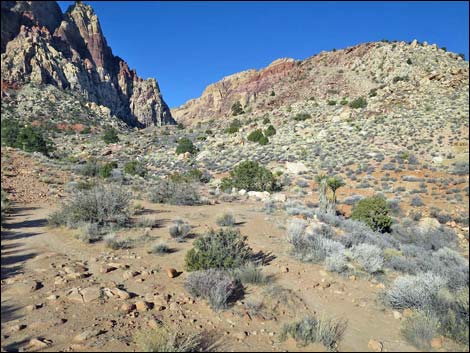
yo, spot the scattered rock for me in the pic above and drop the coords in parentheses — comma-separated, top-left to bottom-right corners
(368, 339, 383, 352)
(166, 268, 178, 278)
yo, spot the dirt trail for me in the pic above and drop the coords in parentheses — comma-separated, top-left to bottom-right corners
(0, 201, 433, 352)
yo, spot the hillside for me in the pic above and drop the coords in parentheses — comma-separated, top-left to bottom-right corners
(172, 40, 468, 124)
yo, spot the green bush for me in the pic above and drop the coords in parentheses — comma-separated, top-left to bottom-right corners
(99, 161, 117, 178)
(225, 119, 242, 134)
(327, 100, 337, 106)
(392, 76, 409, 83)
(184, 228, 253, 271)
(124, 160, 147, 177)
(247, 129, 264, 143)
(349, 97, 367, 109)
(258, 135, 269, 145)
(221, 161, 277, 192)
(231, 101, 244, 116)
(1, 119, 53, 154)
(262, 117, 270, 125)
(351, 195, 392, 232)
(293, 113, 311, 121)
(176, 138, 197, 155)
(264, 125, 276, 137)
(102, 127, 119, 144)
(170, 169, 210, 184)
(406, 58, 413, 65)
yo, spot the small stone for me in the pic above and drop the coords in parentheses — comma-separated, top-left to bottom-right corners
(402, 308, 413, 318)
(29, 338, 52, 349)
(8, 324, 26, 333)
(73, 329, 101, 342)
(392, 311, 402, 320)
(47, 294, 59, 301)
(166, 268, 178, 278)
(368, 339, 383, 352)
(234, 331, 247, 341)
(135, 301, 151, 312)
(123, 270, 139, 280)
(100, 265, 117, 273)
(169, 302, 180, 311)
(120, 303, 136, 313)
(280, 266, 289, 273)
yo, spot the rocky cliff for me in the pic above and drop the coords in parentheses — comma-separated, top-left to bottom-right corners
(172, 41, 468, 124)
(1, 1, 175, 127)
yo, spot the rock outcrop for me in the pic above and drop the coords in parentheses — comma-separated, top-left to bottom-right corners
(172, 41, 468, 125)
(1, 1, 175, 127)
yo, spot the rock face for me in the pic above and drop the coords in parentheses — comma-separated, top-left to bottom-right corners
(1, 1, 175, 127)
(172, 41, 468, 124)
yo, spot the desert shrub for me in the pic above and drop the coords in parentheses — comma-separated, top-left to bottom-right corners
(430, 247, 469, 290)
(410, 196, 424, 207)
(151, 242, 172, 255)
(401, 311, 439, 350)
(148, 180, 200, 205)
(225, 119, 242, 134)
(170, 169, 211, 184)
(247, 129, 264, 143)
(99, 161, 118, 178)
(258, 135, 269, 145)
(231, 262, 271, 285)
(327, 100, 336, 106)
(1, 119, 53, 155)
(124, 160, 147, 177)
(293, 113, 311, 121)
(286, 218, 308, 244)
(451, 161, 469, 176)
(392, 75, 409, 83)
(384, 272, 446, 310)
(221, 161, 276, 192)
(285, 200, 314, 218)
(102, 127, 119, 144)
(48, 184, 131, 228)
(78, 222, 101, 242)
(288, 225, 344, 263)
(216, 213, 236, 227)
(432, 287, 469, 344)
(391, 223, 457, 251)
(74, 158, 101, 177)
(231, 101, 244, 116)
(169, 219, 191, 241)
(351, 195, 392, 232)
(104, 233, 131, 249)
(184, 228, 253, 271)
(325, 252, 348, 273)
(176, 138, 197, 155)
(264, 125, 276, 137)
(349, 97, 367, 109)
(280, 315, 347, 351)
(135, 326, 207, 352)
(185, 269, 242, 311)
(351, 244, 383, 274)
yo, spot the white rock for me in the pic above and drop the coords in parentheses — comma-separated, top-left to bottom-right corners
(247, 191, 270, 201)
(285, 161, 308, 174)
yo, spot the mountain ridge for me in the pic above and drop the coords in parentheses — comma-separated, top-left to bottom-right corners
(1, 0, 175, 128)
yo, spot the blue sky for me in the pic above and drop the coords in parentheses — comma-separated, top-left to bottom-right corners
(58, 1, 469, 108)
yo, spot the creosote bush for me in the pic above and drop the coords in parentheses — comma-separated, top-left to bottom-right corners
(184, 228, 253, 271)
(220, 161, 277, 192)
(1, 118, 53, 155)
(102, 127, 119, 144)
(124, 160, 147, 177)
(176, 138, 197, 155)
(169, 219, 191, 241)
(351, 195, 392, 232)
(148, 179, 200, 205)
(401, 311, 439, 350)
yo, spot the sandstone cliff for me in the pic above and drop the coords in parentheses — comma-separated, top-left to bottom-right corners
(1, 1, 175, 128)
(172, 41, 468, 124)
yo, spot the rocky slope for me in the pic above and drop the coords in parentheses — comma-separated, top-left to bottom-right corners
(172, 40, 468, 124)
(1, 1, 175, 128)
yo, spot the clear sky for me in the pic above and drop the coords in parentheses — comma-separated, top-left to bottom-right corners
(57, 1, 469, 108)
